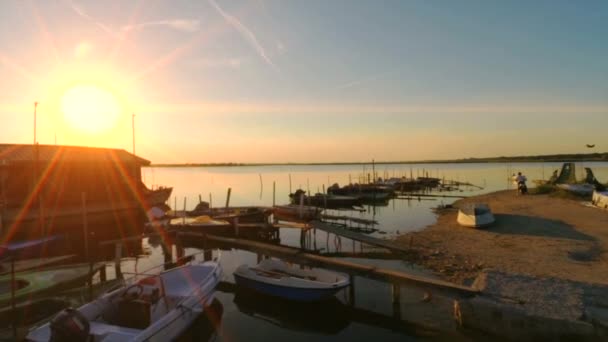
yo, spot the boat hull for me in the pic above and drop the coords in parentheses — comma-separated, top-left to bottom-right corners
(234, 273, 347, 302)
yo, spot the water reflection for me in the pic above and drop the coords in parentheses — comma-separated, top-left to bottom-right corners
(233, 289, 351, 335)
(177, 298, 223, 341)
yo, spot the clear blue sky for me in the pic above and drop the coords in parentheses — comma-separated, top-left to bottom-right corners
(1, 0, 606, 163)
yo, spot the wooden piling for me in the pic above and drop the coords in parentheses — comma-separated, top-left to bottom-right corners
(182, 197, 187, 225)
(114, 242, 123, 279)
(289, 174, 292, 194)
(225, 188, 232, 209)
(272, 181, 276, 207)
(209, 193, 213, 208)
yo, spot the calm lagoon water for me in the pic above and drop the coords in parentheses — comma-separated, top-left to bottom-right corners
(7, 162, 608, 341)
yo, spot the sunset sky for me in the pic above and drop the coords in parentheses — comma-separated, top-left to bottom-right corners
(0, 0, 606, 163)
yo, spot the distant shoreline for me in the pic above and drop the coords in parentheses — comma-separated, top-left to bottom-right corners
(149, 152, 608, 167)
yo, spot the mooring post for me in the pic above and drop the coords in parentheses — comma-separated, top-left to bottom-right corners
(204, 249, 212, 261)
(209, 193, 213, 209)
(81, 192, 93, 301)
(225, 188, 232, 209)
(349, 274, 355, 307)
(392, 283, 402, 319)
(174, 197, 177, 215)
(257, 253, 262, 263)
(199, 194, 202, 204)
(10, 256, 16, 337)
(272, 181, 276, 207)
(175, 237, 185, 260)
(182, 197, 187, 225)
(234, 216, 240, 237)
(114, 242, 123, 279)
(299, 193, 304, 219)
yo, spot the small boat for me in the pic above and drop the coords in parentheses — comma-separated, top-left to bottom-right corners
(0, 254, 75, 275)
(169, 215, 232, 233)
(234, 259, 350, 302)
(457, 203, 495, 228)
(289, 190, 361, 209)
(0, 263, 102, 306)
(27, 260, 222, 342)
(273, 205, 321, 222)
(189, 206, 272, 223)
(592, 191, 608, 209)
(557, 183, 595, 196)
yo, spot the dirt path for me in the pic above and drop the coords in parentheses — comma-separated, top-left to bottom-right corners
(396, 190, 608, 285)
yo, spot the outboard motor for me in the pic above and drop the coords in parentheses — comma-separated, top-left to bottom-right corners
(50, 308, 90, 342)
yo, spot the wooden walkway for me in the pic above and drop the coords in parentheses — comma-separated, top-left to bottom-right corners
(309, 221, 411, 254)
(179, 232, 479, 297)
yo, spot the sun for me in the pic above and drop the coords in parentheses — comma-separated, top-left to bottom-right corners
(61, 84, 122, 134)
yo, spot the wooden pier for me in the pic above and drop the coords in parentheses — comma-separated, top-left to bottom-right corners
(179, 232, 479, 298)
(309, 221, 410, 254)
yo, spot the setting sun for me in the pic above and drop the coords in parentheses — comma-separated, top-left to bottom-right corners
(60, 85, 122, 134)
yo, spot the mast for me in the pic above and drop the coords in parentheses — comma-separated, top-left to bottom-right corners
(33, 102, 38, 144)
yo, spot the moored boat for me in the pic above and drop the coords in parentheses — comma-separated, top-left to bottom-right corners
(272, 205, 321, 222)
(169, 215, 232, 234)
(27, 260, 222, 342)
(289, 190, 360, 209)
(233, 259, 350, 302)
(457, 203, 495, 228)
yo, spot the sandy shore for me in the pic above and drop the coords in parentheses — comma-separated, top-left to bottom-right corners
(397, 190, 608, 285)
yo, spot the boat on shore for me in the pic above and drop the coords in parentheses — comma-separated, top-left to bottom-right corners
(592, 191, 608, 209)
(27, 260, 222, 342)
(457, 203, 495, 228)
(557, 183, 595, 196)
(234, 259, 350, 302)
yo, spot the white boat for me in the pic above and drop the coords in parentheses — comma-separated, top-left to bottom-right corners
(457, 203, 495, 228)
(27, 260, 222, 342)
(592, 190, 608, 209)
(557, 183, 595, 196)
(234, 259, 350, 302)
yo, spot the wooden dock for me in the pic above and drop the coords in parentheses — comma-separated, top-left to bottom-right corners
(179, 232, 479, 298)
(310, 221, 410, 254)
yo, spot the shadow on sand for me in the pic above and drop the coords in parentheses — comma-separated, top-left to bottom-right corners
(490, 214, 595, 241)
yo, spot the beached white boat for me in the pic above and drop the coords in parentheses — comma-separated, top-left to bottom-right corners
(457, 203, 495, 228)
(234, 259, 350, 302)
(27, 261, 222, 342)
(557, 183, 595, 196)
(592, 190, 608, 209)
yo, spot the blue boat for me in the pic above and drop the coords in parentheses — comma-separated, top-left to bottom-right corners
(233, 259, 350, 302)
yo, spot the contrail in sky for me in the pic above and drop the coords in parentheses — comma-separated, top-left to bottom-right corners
(208, 0, 277, 70)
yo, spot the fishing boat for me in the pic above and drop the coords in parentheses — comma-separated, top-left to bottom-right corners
(0, 263, 102, 306)
(592, 190, 608, 209)
(233, 259, 350, 302)
(457, 203, 495, 228)
(27, 260, 222, 342)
